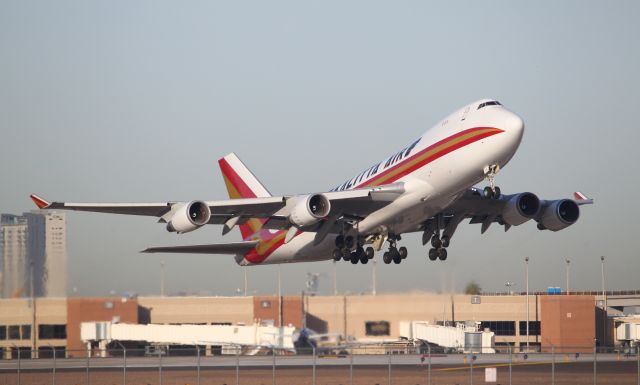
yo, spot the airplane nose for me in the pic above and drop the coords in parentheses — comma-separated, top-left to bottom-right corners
(505, 112, 524, 135)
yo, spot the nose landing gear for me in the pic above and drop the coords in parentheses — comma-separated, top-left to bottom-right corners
(483, 164, 502, 199)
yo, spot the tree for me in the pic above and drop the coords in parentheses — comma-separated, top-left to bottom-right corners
(464, 281, 481, 295)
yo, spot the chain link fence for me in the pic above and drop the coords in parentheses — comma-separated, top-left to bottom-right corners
(0, 345, 639, 385)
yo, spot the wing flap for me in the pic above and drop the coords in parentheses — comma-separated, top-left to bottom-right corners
(141, 241, 259, 254)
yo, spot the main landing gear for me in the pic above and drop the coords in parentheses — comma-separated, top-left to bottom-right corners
(427, 230, 448, 261)
(382, 235, 407, 265)
(332, 235, 374, 265)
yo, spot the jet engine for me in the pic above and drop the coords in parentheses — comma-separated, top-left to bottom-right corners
(502, 192, 540, 226)
(537, 199, 580, 231)
(289, 194, 331, 228)
(166, 200, 211, 233)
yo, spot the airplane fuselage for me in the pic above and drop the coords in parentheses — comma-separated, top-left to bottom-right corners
(239, 99, 525, 265)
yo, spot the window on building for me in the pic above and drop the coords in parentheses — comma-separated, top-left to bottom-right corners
(39, 324, 67, 339)
(518, 321, 541, 336)
(8, 325, 21, 340)
(0, 326, 6, 340)
(260, 301, 271, 309)
(21, 325, 31, 340)
(365, 321, 390, 336)
(479, 321, 516, 336)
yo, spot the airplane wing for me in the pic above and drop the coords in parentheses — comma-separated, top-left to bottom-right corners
(415, 188, 593, 245)
(141, 241, 259, 254)
(30, 182, 404, 238)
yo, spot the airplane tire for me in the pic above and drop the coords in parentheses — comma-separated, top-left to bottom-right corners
(332, 249, 342, 261)
(360, 254, 369, 264)
(431, 236, 442, 248)
(483, 186, 493, 199)
(383, 252, 392, 264)
(393, 254, 402, 264)
(437, 248, 448, 261)
(441, 236, 450, 248)
(350, 253, 359, 264)
(345, 236, 355, 249)
(365, 247, 375, 259)
(342, 249, 351, 261)
(428, 248, 438, 261)
(494, 186, 501, 199)
(399, 246, 408, 259)
(335, 235, 345, 249)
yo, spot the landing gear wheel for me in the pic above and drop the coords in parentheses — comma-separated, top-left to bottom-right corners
(493, 186, 501, 199)
(398, 246, 408, 259)
(335, 235, 345, 249)
(345, 236, 355, 249)
(431, 235, 442, 248)
(342, 249, 351, 261)
(483, 186, 494, 199)
(350, 252, 359, 264)
(383, 252, 392, 264)
(332, 249, 342, 261)
(428, 248, 438, 261)
(365, 247, 375, 259)
(441, 236, 450, 248)
(437, 248, 448, 261)
(360, 253, 369, 264)
(393, 255, 402, 264)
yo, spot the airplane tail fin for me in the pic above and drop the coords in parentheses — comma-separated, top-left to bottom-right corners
(218, 153, 271, 239)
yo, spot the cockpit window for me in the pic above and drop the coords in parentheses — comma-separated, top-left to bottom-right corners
(477, 101, 502, 110)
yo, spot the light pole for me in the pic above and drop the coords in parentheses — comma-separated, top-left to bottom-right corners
(525, 256, 530, 351)
(600, 256, 607, 346)
(333, 260, 337, 296)
(565, 258, 570, 295)
(372, 258, 377, 296)
(243, 267, 248, 296)
(160, 260, 165, 297)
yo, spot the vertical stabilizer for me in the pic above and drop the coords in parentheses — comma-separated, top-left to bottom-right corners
(218, 153, 271, 239)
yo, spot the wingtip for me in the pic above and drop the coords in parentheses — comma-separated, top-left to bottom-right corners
(30, 194, 50, 209)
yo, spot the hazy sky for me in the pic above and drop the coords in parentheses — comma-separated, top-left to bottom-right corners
(1, 1, 639, 297)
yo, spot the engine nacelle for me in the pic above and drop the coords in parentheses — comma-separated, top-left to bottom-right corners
(538, 199, 580, 231)
(502, 192, 540, 226)
(166, 200, 211, 234)
(289, 194, 331, 228)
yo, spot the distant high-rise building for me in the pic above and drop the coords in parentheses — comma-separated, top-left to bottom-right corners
(0, 214, 28, 298)
(0, 211, 67, 298)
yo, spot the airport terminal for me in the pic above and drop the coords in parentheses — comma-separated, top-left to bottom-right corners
(1, 210, 640, 360)
(1, 291, 638, 359)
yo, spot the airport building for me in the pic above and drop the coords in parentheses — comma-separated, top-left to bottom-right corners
(0, 291, 630, 358)
(0, 212, 67, 298)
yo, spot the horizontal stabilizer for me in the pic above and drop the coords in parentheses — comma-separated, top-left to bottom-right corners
(141, 241, 259, 255)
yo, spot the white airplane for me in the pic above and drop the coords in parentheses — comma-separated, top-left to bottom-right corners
(31, 99, 592, 266)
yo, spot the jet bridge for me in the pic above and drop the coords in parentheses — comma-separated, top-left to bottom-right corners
(400, 321, 495, 353)
(81, 321, 297, 356)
